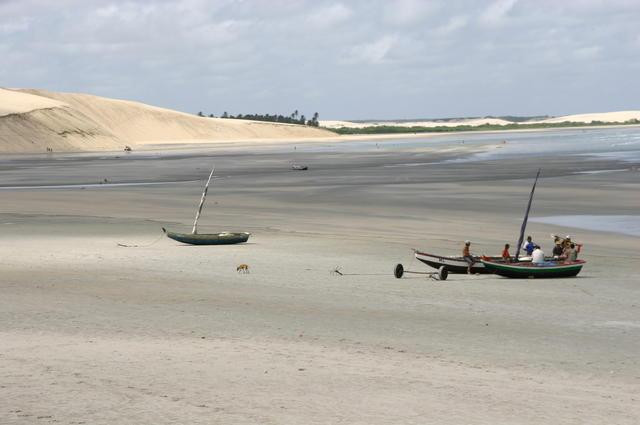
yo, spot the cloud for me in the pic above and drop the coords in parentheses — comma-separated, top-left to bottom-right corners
(573, 45, 601, 60)
(479, 0, 518, 26)
(1, 0, 639, 119)
(306, 3, 352, 29)
(0, 17, 30, 33)
(434, 15, 469, 35)
(348, 35, 397, 64)
(385, 0, 437, 25)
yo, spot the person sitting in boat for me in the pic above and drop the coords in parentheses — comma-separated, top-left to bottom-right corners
(463, 240, 474, 274)
(501, 243, 511, 262)
(522, 236, 535, 256)
(553, 234, 583, 256)
(532, 245, 545, 264)
(552, 241, 564, 258)
(563, 243, 579, 262)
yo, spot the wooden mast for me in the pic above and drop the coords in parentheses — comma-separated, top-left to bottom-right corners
(192, 165, 215, 234)
(515, 168, 541, 260)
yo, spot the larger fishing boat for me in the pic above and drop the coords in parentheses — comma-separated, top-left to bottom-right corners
(481, 259, 585, 278)
(481, 169, 585, 278)
(163, 165, 250, 246)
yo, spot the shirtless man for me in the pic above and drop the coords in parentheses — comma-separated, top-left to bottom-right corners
(463, 240, 474, 274)
(501, 243, 511, 262)
(563, 243, 578, 262)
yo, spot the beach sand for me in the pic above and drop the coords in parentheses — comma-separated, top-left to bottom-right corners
(1, 141, 639, 424)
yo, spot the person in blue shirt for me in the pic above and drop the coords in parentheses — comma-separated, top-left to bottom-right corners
(521, 235, 535, 256)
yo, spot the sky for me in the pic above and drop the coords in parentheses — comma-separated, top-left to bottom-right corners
(1, 0, 639, 120)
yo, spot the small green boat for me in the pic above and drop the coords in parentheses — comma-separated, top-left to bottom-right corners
(163, 165, 250, 246)
(163, 228, 250, 245)
(481, 259, 585, 279)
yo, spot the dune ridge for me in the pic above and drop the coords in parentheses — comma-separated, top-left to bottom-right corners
(0, 88, 333, 153)
(322, 111, 640, 129)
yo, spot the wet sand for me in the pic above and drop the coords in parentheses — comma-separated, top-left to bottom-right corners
(1, 139, 639, 424)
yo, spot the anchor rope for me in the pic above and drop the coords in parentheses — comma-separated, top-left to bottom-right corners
(117, 230, 165, 248)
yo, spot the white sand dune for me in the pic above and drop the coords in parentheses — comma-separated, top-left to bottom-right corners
(0, 88, 67, 115)
(321, 118, 513, 129)
(0, 88, 333, 153)
(533, 110, 640, 124)
(322, 111, 640, 129)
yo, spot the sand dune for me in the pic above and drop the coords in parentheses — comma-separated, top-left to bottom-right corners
(0, 88, 333, 153)
(321, 117, 513, 129)
(322, 111, 640, 129)
(533, 110, 640, 124)
(0, 88, 67, 115)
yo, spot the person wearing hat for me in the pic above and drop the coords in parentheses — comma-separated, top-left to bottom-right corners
(552, 240, 564, 258)
(462, 240, 474, 274)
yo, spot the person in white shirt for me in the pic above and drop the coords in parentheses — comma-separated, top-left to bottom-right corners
(532, 245, 545, 264)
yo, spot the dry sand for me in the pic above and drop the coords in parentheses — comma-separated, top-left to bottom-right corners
(1, 136, 639, 424)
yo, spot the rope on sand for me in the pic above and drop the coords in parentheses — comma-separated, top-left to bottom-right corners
(117, 231, 165, 248)
(330, 249, 418, 277)
(330, 266, 388, 276)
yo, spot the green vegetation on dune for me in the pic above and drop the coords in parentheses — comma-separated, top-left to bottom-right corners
(327, 119, 640, 135)
(197, 110, 321, 126)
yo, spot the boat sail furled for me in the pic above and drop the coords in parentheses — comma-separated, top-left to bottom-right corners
(163, 165, 250, 245)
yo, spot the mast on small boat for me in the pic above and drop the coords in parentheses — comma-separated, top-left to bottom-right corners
(514, 168, 541, 260)
(192, 165, 215, 234)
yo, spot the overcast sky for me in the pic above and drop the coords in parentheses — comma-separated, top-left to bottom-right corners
(1, 0, 639, 119)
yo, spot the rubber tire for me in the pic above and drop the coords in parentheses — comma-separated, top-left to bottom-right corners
(438, 266, 448, 281)
(394, 263, 404, 279)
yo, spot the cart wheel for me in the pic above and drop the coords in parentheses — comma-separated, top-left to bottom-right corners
(394, 263, 404, 279)
(438, 266, 448, 281)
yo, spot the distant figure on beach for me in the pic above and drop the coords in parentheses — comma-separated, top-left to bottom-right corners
(462, 240, 474, 274)
(532, 245, 545, 264)
(501, 243, 511, 262)
(522, 236, 535, 256)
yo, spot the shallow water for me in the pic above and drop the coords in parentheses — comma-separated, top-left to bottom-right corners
(287, 127, 640, 163)
(531, 215, 640, 237)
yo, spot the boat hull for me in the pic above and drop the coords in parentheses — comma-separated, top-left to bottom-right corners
(481, 260, 585, 279)
(414, 251, 500, 274)
(163, 228, 250, 245)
